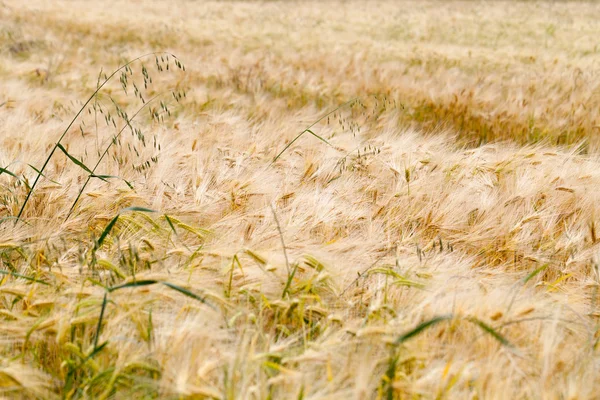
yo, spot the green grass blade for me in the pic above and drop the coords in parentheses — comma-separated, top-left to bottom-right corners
(306, 129, 332, 146)
(91, 175, 109, 182)
(94, 293, 108, 349)
(57, 143, 93, 174)
(297, 385, 305, 400)
(108, 280, 158, 292)
(467, 317, 513, 347)
(271, 98, 357, 164)
(121, 206, 156, 213)
(394, 315, 453, 345)
(282, 263, 298, 299)
(383, 352, 399, 400)
(27, 164, 61, 185)
(0, 270, 49, 285)
(96, 215, 119, 249)
(88, 341, 108, 361)
(90, 175, 134, 189)
(523, 264, 549, 284)
(164, 214, 177, 235)
(0, 166, 18, 179)
(161, 282, 215, 309)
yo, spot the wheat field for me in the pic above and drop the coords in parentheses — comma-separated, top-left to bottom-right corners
(1, 1, 600, 398)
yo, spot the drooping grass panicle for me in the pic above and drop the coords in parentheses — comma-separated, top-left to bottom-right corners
(15, 52, 185, 223)
(64, 91, 179, 221)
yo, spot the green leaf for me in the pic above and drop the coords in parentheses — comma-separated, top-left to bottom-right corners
(108, 280, 158, 292)
(0, 270, 49, 285)
(90, 174, 134, 189)
(306, 129, 332, 146)
(94, 293, 108, 349)
(96, 215, 119, 249)
(467, 317, 513, 347)
(164, 214, 177, 235)
(57, 143, 92, 173)
(88, 341, 108, 360)
(28, 164, 61, 185)
(271, 98, 356, 164)
(394, 315, 453, 345)
(282, 263, 298, 299)
(91, 174, 109, 182)
(523, 264, 549, 284)
(297, 385, 305, 400)
(121, 206, 156, 213)
(161, 282, 215, 309)
(0, 166, 18, 179)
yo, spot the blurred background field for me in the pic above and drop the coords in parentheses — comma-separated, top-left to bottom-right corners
(1, 1, 600, 398)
